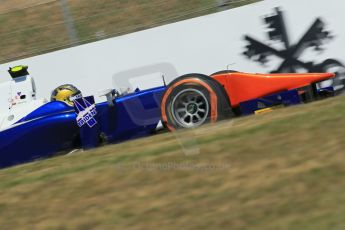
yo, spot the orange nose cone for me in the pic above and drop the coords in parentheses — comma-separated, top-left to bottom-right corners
(214, 72, 336, 107)
(295, 72, 335, 82)
(320, 72, 336, 78)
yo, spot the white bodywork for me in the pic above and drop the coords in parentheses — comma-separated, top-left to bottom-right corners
(0, 74, 46, 130)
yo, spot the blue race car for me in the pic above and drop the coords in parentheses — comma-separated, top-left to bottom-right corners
(0, 66, 165, 168)
(0, 66, 335, 168)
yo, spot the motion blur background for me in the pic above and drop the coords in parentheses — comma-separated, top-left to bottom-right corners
(1, 2, 345, 229)
(0, 0, 259, 63)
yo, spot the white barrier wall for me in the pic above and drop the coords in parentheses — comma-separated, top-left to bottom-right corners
(1, 0, 344, 101)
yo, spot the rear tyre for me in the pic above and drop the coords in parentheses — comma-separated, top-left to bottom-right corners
(161, 74, 234, 131)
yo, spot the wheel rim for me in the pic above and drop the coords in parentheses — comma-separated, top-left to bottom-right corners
(171, 88, 209, 128)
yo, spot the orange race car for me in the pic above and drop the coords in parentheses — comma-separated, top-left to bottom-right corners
(0, 67, 335, 168)
(160, 70, 335, 131)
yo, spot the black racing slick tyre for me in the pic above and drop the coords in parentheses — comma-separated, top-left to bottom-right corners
(161, 73, 234, 131)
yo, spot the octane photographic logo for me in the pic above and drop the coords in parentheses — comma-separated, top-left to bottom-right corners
(243, 7, 345, 93)
(111, 63, 236, 156)
(112, 63, 202, 156)
(114, 160, 231, 172)
(112, 63, 177, 125)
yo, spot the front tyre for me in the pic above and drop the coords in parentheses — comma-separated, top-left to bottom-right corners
(161, 74, 234, 131)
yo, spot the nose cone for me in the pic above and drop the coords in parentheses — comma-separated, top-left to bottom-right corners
(262, 72, 336, 91)
(220, 72, 336, 107)
(290, 72, 335, 82)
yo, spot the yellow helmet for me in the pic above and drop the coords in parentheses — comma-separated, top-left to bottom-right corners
(50, 84, 82, 106)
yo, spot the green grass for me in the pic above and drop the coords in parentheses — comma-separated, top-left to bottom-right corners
(1, 96, 345, 229)
(0, 0, 261, 63)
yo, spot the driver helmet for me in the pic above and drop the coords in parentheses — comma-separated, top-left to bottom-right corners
(50, 84, 82, 106)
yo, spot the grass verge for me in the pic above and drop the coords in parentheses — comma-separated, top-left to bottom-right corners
(1, 96, 345, 229)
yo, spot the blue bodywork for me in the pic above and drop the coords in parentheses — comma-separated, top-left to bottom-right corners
(239, 89, 301, 115)
(239, 86, 334, 115)
(0, 86, 165, 168)
(0, 84, 334, 168)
